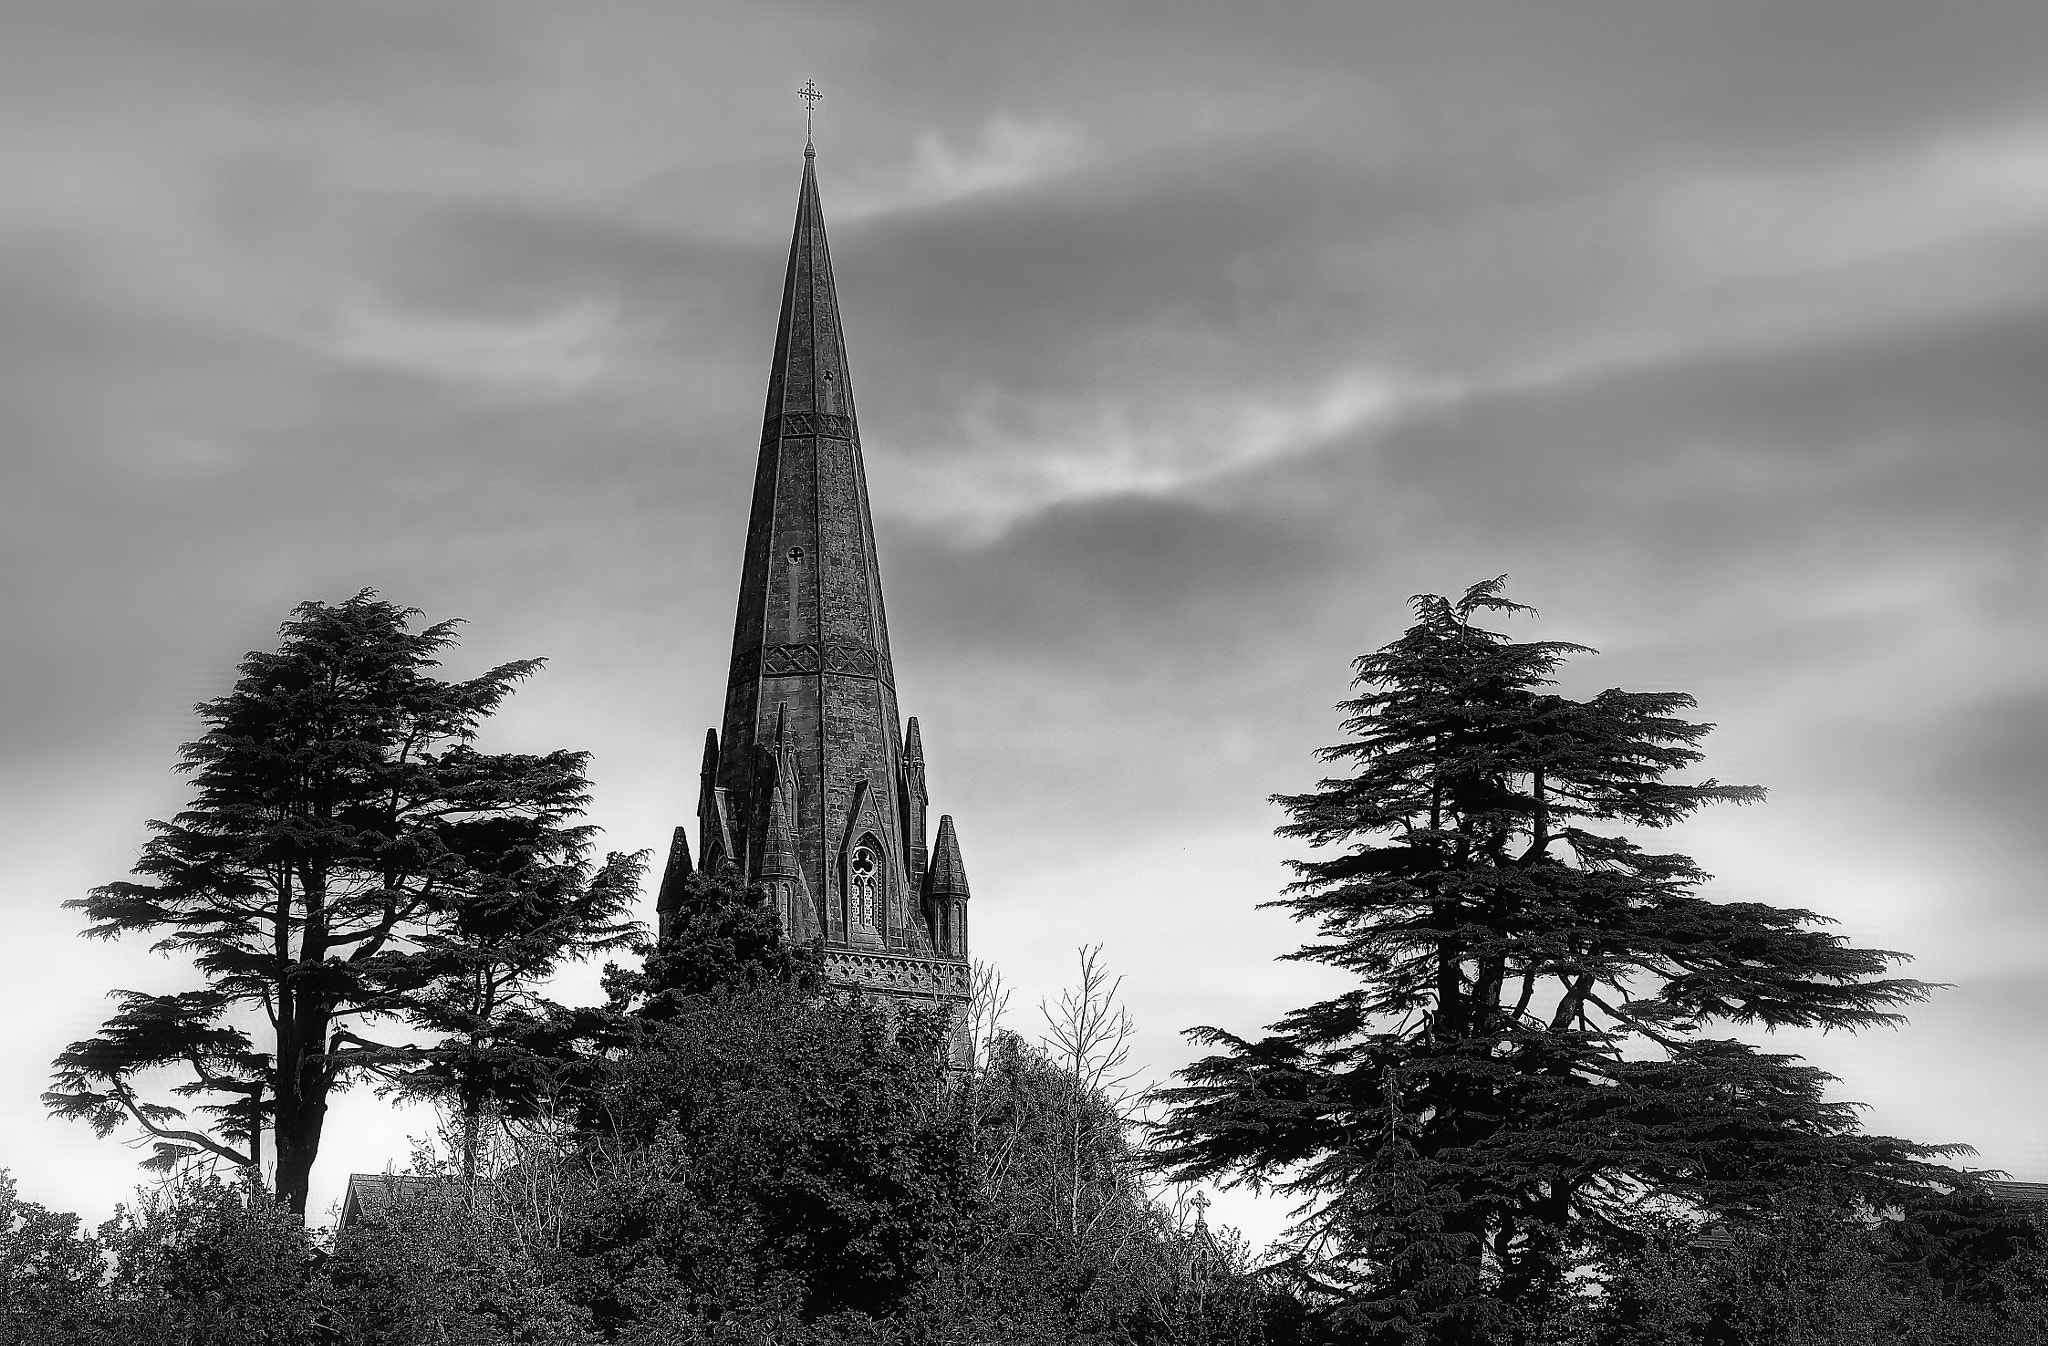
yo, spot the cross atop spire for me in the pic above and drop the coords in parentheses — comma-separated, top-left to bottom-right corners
(798, 80, 822, 146)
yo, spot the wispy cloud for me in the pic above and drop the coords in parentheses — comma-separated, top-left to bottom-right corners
(873, 366, 1434, 532)
(1663, 125, 2048, 279)
(1637, 123, 2048, 359)
(323, 294, 620, 393)
(841, 116, 1088, 218)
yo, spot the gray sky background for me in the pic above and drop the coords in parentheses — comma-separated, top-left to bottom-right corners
(5, 1, 2047, 1243)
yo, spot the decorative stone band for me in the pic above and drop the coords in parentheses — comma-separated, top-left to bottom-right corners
(732, 642, 890, 685)
(825, 949, 972, 1001)
(762, 411, 857, 443)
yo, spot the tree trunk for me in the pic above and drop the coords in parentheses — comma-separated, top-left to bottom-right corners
(270, 1005, 333, 1219)
(272, 1091, 329, 1217)
(1498, 1181, 1571, 1339)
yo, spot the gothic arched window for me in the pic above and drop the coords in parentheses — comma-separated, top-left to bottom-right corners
(849, 844, 879, 932)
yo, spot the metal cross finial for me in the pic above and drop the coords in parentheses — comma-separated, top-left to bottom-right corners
(1190, 1191, 1211, 1225)
(798, 80, 822, 143)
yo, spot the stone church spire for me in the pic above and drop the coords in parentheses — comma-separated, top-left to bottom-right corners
(660, 148, 973, 1047)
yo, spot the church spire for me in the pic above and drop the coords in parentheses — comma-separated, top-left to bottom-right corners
(705, 146, 907, 951)
(676, 142, 975, 1063)
(755, 144, 865, 438)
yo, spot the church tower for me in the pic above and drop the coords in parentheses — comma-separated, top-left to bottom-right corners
(655, 143, 973, 1044)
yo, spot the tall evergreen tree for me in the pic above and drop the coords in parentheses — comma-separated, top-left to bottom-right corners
(46, 592, 639, 1216)
(1151, 578, 1965, 1342)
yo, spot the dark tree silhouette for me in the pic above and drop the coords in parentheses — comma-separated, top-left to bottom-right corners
(1152, 578, 1966, 1342)
(46, 592, 639, 1217)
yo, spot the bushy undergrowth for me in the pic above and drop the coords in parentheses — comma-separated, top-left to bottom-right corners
(9, 1082, 2048, 1343)
(13, 870, 2044, 1343)
(1580, 1195, 2048, 1346)
(0, 983, 1288, 1343)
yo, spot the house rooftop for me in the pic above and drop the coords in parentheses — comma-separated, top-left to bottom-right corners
(338, 1172, 458, 1229)
(1985, 1179, 2048, 1206)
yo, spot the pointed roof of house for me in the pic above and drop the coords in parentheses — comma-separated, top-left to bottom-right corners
(927, 815, 970, 899)
(339, 1173, 457, 1229)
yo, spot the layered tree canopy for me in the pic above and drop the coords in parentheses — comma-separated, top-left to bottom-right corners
(1152, 578, 1967, 1341)
(46, 592, 640, 1215)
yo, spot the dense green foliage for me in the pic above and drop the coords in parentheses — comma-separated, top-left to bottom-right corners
(536, 881, 968, 1328)
(1586, 1195, 2048, 1345)
(1152, 578, 1973, 1342)
(925, 1031, 1297, 1344)
(511, 868, 1287, 1341)
(5, 872, 1288, 1343)
(46, 593, 640, 1215)
(25, 580, 2030, 1341)
(7, 865, 2040, 1346)
(10, 1162, 2042, 1345)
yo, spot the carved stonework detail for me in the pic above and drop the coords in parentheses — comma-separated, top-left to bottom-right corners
(736, 642, 887, 683)
(822, 643, 879, 677)
(762, 643, 821, 676)
(825, 950, 971, 1000)
(761, 411, 857, 443)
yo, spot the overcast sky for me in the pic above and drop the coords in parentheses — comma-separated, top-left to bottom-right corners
(5, 2, 2047, 1243)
